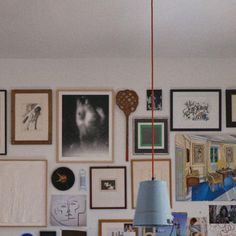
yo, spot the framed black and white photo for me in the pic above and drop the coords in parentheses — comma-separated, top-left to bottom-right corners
(0, 90, 6, 154)
(134, 118, 168, 154)
(90, 166, 127, 209)
(170, 89, 221, 131)
(226, 89, 236, 127)
(146, 89, 162, 111)
(57, 90, 114, 163)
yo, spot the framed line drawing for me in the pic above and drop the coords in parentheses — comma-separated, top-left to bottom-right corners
(134, 118, 168, 154)
(90, 166, 127, 209)
(98, 219, 138, 236)
(226, 89, 236, 127)
(170, 89, 221, 131)
(57, 89, 114, 162)
(0, 90, 6, 154)
(0, 159, 47, 226)
(131, 159, 172, 209)
(11, 89, 52, 144)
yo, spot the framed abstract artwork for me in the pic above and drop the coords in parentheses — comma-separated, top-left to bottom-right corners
(226, 89, 236, 127)
(98, 219, 138, 236)
(11, 89, 52, 144)
(133, 118, 168, 154)
(90, 166, 127, 209)
(57, 89, 114, 162)
(170, 89, 221, 131)
(131, 159, 172, 208)
(0, 90, 6, 154)
(0, 159, 47, 226)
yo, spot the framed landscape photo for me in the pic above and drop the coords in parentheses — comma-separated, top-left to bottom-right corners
(0, 90, 6, 154)
(57, 90, 114, 163)
(98, 219, 138, 236)
(131, 159, 172, 209)
(134, 118, 168, 154)
(226, 89, 236, 127)
(11, 89, 52, 144)
(170, 89, 221, 131)
(90, 166, 127, 209)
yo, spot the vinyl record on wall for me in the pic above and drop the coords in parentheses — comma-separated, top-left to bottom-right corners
(51, 167, 75, 191)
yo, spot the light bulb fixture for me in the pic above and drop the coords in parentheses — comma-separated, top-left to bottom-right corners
(133, 0, 173, 228)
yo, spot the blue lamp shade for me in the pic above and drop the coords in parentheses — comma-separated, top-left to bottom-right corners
(133, 180, 173, 226)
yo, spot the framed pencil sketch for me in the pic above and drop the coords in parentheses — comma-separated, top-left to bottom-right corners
(0, 90, 6, 154)
(134, 118, 168, 154)
(192, 143, 205, 165)
(170, 89, 221, 131)
(98, 219, 138, 236)
(226, 89, 236, 127)
(0, 159, 47, 226)
(11, 89, 52, 144)
(131, 159, 172, 209)
(57, 90, 114, 163)
(90, 166, 127, 209)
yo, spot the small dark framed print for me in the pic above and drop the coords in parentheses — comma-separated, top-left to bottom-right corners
(226, 89, 236, 127)
(0, 90, 6, 154)
(40, 232, 57, 236)
(134, 118, 168, 154)
(90, 166, 127, 209)
(170, 89, 221, 131)
(61, 230, 87, 236)
(146, 89, 162, 111)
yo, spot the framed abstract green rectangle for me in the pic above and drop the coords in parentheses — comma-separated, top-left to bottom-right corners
(134, 118, 168, 154)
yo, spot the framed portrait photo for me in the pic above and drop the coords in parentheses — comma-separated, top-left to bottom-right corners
(226, 89, 236, 127)
(134, 118, 168, 154)
(98, 219, 138, 236)
(131, 159, 172, 209)
(90, 166, 127, 209)
(0, 90, 6, 154)
(57, 90, 114, 163)
(11, 89, 52, 144)
(170, 89, 221, 131)
(146, 89, 162, 111)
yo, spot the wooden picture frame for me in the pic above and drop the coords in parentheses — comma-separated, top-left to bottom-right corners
(57, 89, 114, 162)
(192, 143, 205, 165)
(170, 89, 221, 131)
(134, 118, 168, 154)
(0, 90, 6, 154)
(90, 166, 127, 209)
(11, 89, 52, 144)
(0, 159, 47, 226)
(98, 219, 138, 236)
(131, 159, 172, 209)
(226, 89, 236, 127)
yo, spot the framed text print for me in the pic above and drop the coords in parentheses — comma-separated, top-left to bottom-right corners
(11, 89, 52, 144)
(57, 90, 114, 162)
(0, 90, 6, 154)
(170, 89, 221, 131)
(226, 89, 236, 127)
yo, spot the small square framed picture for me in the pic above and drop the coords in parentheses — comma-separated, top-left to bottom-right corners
(90, 166, 127, 209)
(0, 90, 6, 154)
(11, 89, 52, 144)
(134, 118, 168, 154)
(146, 89, 162, 111)
(226, 89, 236, 127)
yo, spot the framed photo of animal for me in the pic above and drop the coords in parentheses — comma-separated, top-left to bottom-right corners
(11, 89, 52, 144)
(57, 89, 114, 162)
(170, 89, 221, 131)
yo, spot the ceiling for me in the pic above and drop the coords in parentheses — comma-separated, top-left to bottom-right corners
(0, 0, 236, 58)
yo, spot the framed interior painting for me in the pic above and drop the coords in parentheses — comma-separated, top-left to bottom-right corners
(226, 89, 236, 127)
(131, 159, 172, 208)
(192, 143, 205, 165)
(98, 219, 138, 236)
(0, 159, 47, 226)
(90, 166, 127, 209)
(134, 118, 168, 154)
(0, 90, 6, 154)
(57, 89, 114, 162)
(11, 89, 52, 144)
(170, 89, 221, 131)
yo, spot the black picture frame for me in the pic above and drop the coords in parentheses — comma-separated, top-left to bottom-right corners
(133, 118, 168, 154)
(226, 89, 236, 127)
(40, 232, 57, 236)
(170, 89, 222, 131)
(0, 90, 6, 155)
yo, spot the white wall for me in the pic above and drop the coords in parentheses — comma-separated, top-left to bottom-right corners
(0, 57, 236, 236)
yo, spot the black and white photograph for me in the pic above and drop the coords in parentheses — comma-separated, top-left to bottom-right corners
(146, 89, 162, 111)
(209, 205, 236, 224)
(57, 90, 114, 162)
(101, 180, 116, 190)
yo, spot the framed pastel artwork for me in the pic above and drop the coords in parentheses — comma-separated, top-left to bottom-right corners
(11, 89, 52, 144)
(57, 90, 114, 162)
(0, 90, 6, 154)
(170, 89, 221, 131)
